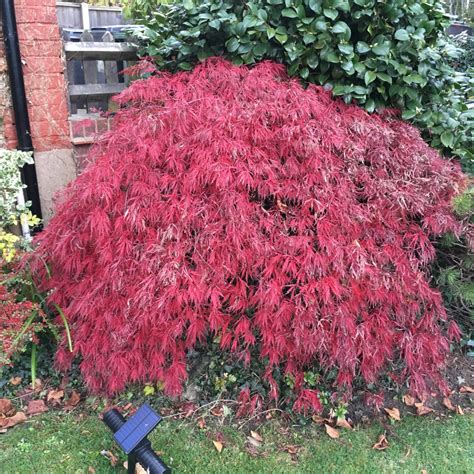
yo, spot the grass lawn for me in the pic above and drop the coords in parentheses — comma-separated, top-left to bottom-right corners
(0, 412, 472, 473)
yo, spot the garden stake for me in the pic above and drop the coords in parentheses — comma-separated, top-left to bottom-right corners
(102, 403, 171, 473)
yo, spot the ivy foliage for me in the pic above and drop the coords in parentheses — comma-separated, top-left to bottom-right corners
(129, 0, 473, 172)
(0, 149, 39, 262)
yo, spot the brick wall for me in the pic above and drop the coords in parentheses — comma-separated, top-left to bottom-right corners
(0, 11, 10, 148)
(5, 0, 71, 153)
(0, 0, 76, 220)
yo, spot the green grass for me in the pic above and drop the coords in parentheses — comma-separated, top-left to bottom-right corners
(0, 412, 472, 473)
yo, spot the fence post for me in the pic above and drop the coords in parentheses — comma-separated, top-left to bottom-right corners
(81, 2, 90, 30)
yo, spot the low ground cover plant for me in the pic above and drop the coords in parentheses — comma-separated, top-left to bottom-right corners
(0, 149, 70, 388)
(30, 59, 468, 412)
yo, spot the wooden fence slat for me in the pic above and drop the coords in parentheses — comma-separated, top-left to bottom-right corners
(80, 31, 98, 87)
(64, 41, 138, 61)
(103, 32, 119, 85)
(69, 83, 127, 100)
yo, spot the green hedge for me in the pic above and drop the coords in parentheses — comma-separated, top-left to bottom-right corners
(128, 0, 473, 172)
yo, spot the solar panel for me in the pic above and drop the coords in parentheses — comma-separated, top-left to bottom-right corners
(113, 403, 162, 454)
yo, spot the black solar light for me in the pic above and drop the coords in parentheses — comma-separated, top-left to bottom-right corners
(102, 403, 171, 474)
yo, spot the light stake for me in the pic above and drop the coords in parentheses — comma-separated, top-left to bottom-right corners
(102, 403, 171, 474)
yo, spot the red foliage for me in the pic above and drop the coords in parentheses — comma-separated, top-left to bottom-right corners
(30, 59, 466, 406)
(0, 282, 43, 367)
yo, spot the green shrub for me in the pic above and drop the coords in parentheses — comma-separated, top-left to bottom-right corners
(0, 149, 40, 261)
(129, 0, 473, 171)
(434, 189, 474, 339)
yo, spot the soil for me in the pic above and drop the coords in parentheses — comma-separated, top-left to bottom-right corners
(346, 353, 473, 426)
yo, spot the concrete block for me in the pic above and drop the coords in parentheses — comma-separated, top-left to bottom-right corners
(34, 148, 78, 223)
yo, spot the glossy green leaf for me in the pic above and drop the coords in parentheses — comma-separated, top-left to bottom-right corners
(282, 8, 298, 18)
(308, 0, 322, 13)
(226, 37, 240, 53)
(402, 109, 417, 120)
(209, 19, 221, 30)
(306, 54, 319, 69)
(338, 44, 354, 55)
(323, 8, 338, 20)
(356, 41, 370, 54)
(275, 33, 288, 44)
(364, 70, 376, 85)
(377, 72, 392, 84)
(372, 42, 390, 56)
(394, 29, 410, 41)
(440, 131, 454, 147)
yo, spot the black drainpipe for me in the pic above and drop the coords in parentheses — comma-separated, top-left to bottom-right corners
(1, 0, 42, 219)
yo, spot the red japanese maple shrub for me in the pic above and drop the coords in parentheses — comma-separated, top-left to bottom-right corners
(30, 59, 467, 409)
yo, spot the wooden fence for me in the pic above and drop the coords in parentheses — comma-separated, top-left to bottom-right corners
(57, 2, 130, 29)
(64, 30, 138, 116)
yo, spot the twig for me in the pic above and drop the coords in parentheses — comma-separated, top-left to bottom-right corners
(238, 408, 284, 429)
(162, 398, 238, 420)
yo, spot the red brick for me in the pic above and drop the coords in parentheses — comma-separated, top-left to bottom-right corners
(17, 23, 60, 42)
(30, 119, 69, 139)
(31, 134, 71, 152)
(3, 110, 14, 127)
(20, 40, 62, 58)
(23, 56, 64, 75)
(70, 120, 85, 139)
(4, 123, 18, 149)
(29, 105, 68, 124)
(83, 120, 97, 137)
(15, 6, 57, 24)
(24, 73, 66, 92)
(96, 118, 110, 133)
(27, 88, 67, 107)
(15, 0, 55, 6)
(6, 137, 18, 150)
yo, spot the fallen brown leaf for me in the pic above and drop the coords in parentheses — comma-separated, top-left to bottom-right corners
(442, 398, 455, 412)
(197, 417, 206, 429)
(246, 436, 262, 448)
(47, 389, 64, 405)
(402, 394, 416, 407)
(245, 442, 260, 457)
(88, 467, 96, 474)
(325, 424, 340, 439)
(0, 399, 15, 417)
(33, 379, 43, 391)
(64, 391, 80, 410)
(0, 411, 27, 429)
(213, 440, 224, 453)
(372, 433, 389, 451)
(210, 406, 223, 417)
(456, 405, 464, 415)
(384, 407, 401, 421)
(415, 403, 434, 416)
(459, 386, 474, 394)
(9, 377, 22, 386)
(312, 414, 325, 424)
(336, 418, 352, 430)
(27, 400, 48, 416)
(123, 461, 147, 474)
(283, 445, 300, 455)
(100, 450, 118, 467)
(250, 430, 263, 443)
